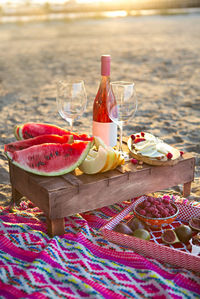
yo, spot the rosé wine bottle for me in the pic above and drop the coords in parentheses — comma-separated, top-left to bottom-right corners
(92, 55, 118, 147)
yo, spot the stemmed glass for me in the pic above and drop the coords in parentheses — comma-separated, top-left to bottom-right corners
(56, 80, 87, 132)
(107, 81, 137, 160)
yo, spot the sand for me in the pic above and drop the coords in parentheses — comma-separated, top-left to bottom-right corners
(0, 13, 199, 205)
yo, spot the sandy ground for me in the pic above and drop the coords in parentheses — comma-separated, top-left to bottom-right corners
(0, 14, 199, 205)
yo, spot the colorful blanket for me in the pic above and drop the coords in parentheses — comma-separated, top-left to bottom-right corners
(0, 197, 200, 299)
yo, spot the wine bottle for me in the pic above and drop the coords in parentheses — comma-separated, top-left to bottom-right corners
(92, 55, 117, 147)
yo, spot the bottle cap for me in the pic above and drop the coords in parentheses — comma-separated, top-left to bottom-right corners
(101, 55, 111, 76)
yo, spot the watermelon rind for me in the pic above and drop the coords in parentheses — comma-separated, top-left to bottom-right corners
(14, 125, 21, 140)
(5, 134, 74, 153)
(18, 122, 70, 140)
(5, 141, 91, 176)
(17, 122, 94, 144)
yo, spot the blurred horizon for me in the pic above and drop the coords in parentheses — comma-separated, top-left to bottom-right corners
(0, 0, 200, 23)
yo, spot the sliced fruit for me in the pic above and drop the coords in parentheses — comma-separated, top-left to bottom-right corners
(161, 229, 179, 244)
(17, 122, 94, 143)
(113, 223, 133, 235)
(5, 141, 91, 176)
(14, 125, 20, 140)
(18, 122, 69, 139)
(79, 146, 108, 174)
(101, 147, 116, 173)
(94, 136, 107, 150)
(109, 150, 120, 170)
(87, 149, 98, 158)
(189, 217, 200, 232)
(5, 134, 73, 154)
(175, 225, 193, 244)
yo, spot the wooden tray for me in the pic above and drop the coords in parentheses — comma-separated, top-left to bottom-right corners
(127, 137, 181, 166)
(9, 151, 195, 237)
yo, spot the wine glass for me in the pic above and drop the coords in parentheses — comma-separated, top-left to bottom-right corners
(56, 80, 87, 132)
(107, 81, 137, 160)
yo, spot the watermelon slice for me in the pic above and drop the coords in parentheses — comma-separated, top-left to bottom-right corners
(14, 125, 20, 140)
(5, 141, 91, 176)
(5, 134, 73, 153)
(17, 123, 94, 143)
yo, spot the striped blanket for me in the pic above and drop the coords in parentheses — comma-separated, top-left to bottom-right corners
(0, 197, 200, 298)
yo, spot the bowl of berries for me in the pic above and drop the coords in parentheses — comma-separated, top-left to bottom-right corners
(134, 196, 179, 228)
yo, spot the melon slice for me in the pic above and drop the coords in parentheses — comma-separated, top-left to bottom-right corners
(110, 151, 120, 170)
(94, 136, 107, 150)
(5, 134, 73, 154)
(94, 136, 125, 171)
(101, 147, 116, 173)
(17, 122, 94, 143)
(79, 146, 108, 174)
(5, 141, 91, 176)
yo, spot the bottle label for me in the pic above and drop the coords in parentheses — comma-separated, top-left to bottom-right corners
(92, 121, 117, 147)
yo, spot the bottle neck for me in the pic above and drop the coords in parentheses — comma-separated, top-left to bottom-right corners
(100, 75, 110, 85)
(101, 55, 110, 76)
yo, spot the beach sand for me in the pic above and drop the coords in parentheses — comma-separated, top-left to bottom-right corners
(0, 14, 199, 205)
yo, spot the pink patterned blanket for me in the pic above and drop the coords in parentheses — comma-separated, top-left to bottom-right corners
(0, 197, 200, 298)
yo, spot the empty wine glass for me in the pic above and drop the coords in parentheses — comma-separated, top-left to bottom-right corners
(56, 80, 87, 132)
(107, 81, 137, 160)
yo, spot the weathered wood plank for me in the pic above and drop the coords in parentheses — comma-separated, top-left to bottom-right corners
(8, 153, 195, 236)
(9, 163, 50, 216)
(48, 155, 195, 218)
(183, 181, 192, 198)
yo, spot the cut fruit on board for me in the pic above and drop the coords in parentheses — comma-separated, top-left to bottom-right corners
(79, 146, 108, 174)
(15, 123, 94, 143)
(5, 134, 73, 153)
(5, 141, 91, 176)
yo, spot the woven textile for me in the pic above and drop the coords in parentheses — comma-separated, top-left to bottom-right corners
(0, 197, 200, 298)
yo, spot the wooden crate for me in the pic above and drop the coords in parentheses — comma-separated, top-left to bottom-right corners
(9, 153, 195, 237)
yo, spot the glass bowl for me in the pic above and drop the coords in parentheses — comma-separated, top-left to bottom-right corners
(134, 197, 179, 228)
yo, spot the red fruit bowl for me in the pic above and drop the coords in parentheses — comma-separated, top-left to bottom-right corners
(133, 196, 179, 228)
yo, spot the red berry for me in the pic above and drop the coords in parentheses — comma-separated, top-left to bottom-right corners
(136, 135, 140, 137)
(146, 213, 152, 218)
(131, 134, 135, 141)
(147, 197, 154, 203)
(166, 152, 173, 159)
(163, 198, 170, 204)
(131, 158, 138, 165)
(134, 138, 146, 144)
(143, 201, 151, 208)
(180, 151, 184, 156)
(139, 209, 146, 216)
(141, 132, 145, 137)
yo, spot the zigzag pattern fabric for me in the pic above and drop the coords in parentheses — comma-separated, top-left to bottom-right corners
(0, 197, 200, 298)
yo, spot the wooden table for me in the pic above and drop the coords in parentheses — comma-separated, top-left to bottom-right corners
(9, 153, 195, 237)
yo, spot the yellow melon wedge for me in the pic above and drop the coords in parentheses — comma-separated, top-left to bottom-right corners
(79, 146, 108, 174)
(109, 150, 120, 170)
(94, 136, 107, 150)
(101, 147, 116, 173)
(87, 149, 98, 158)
